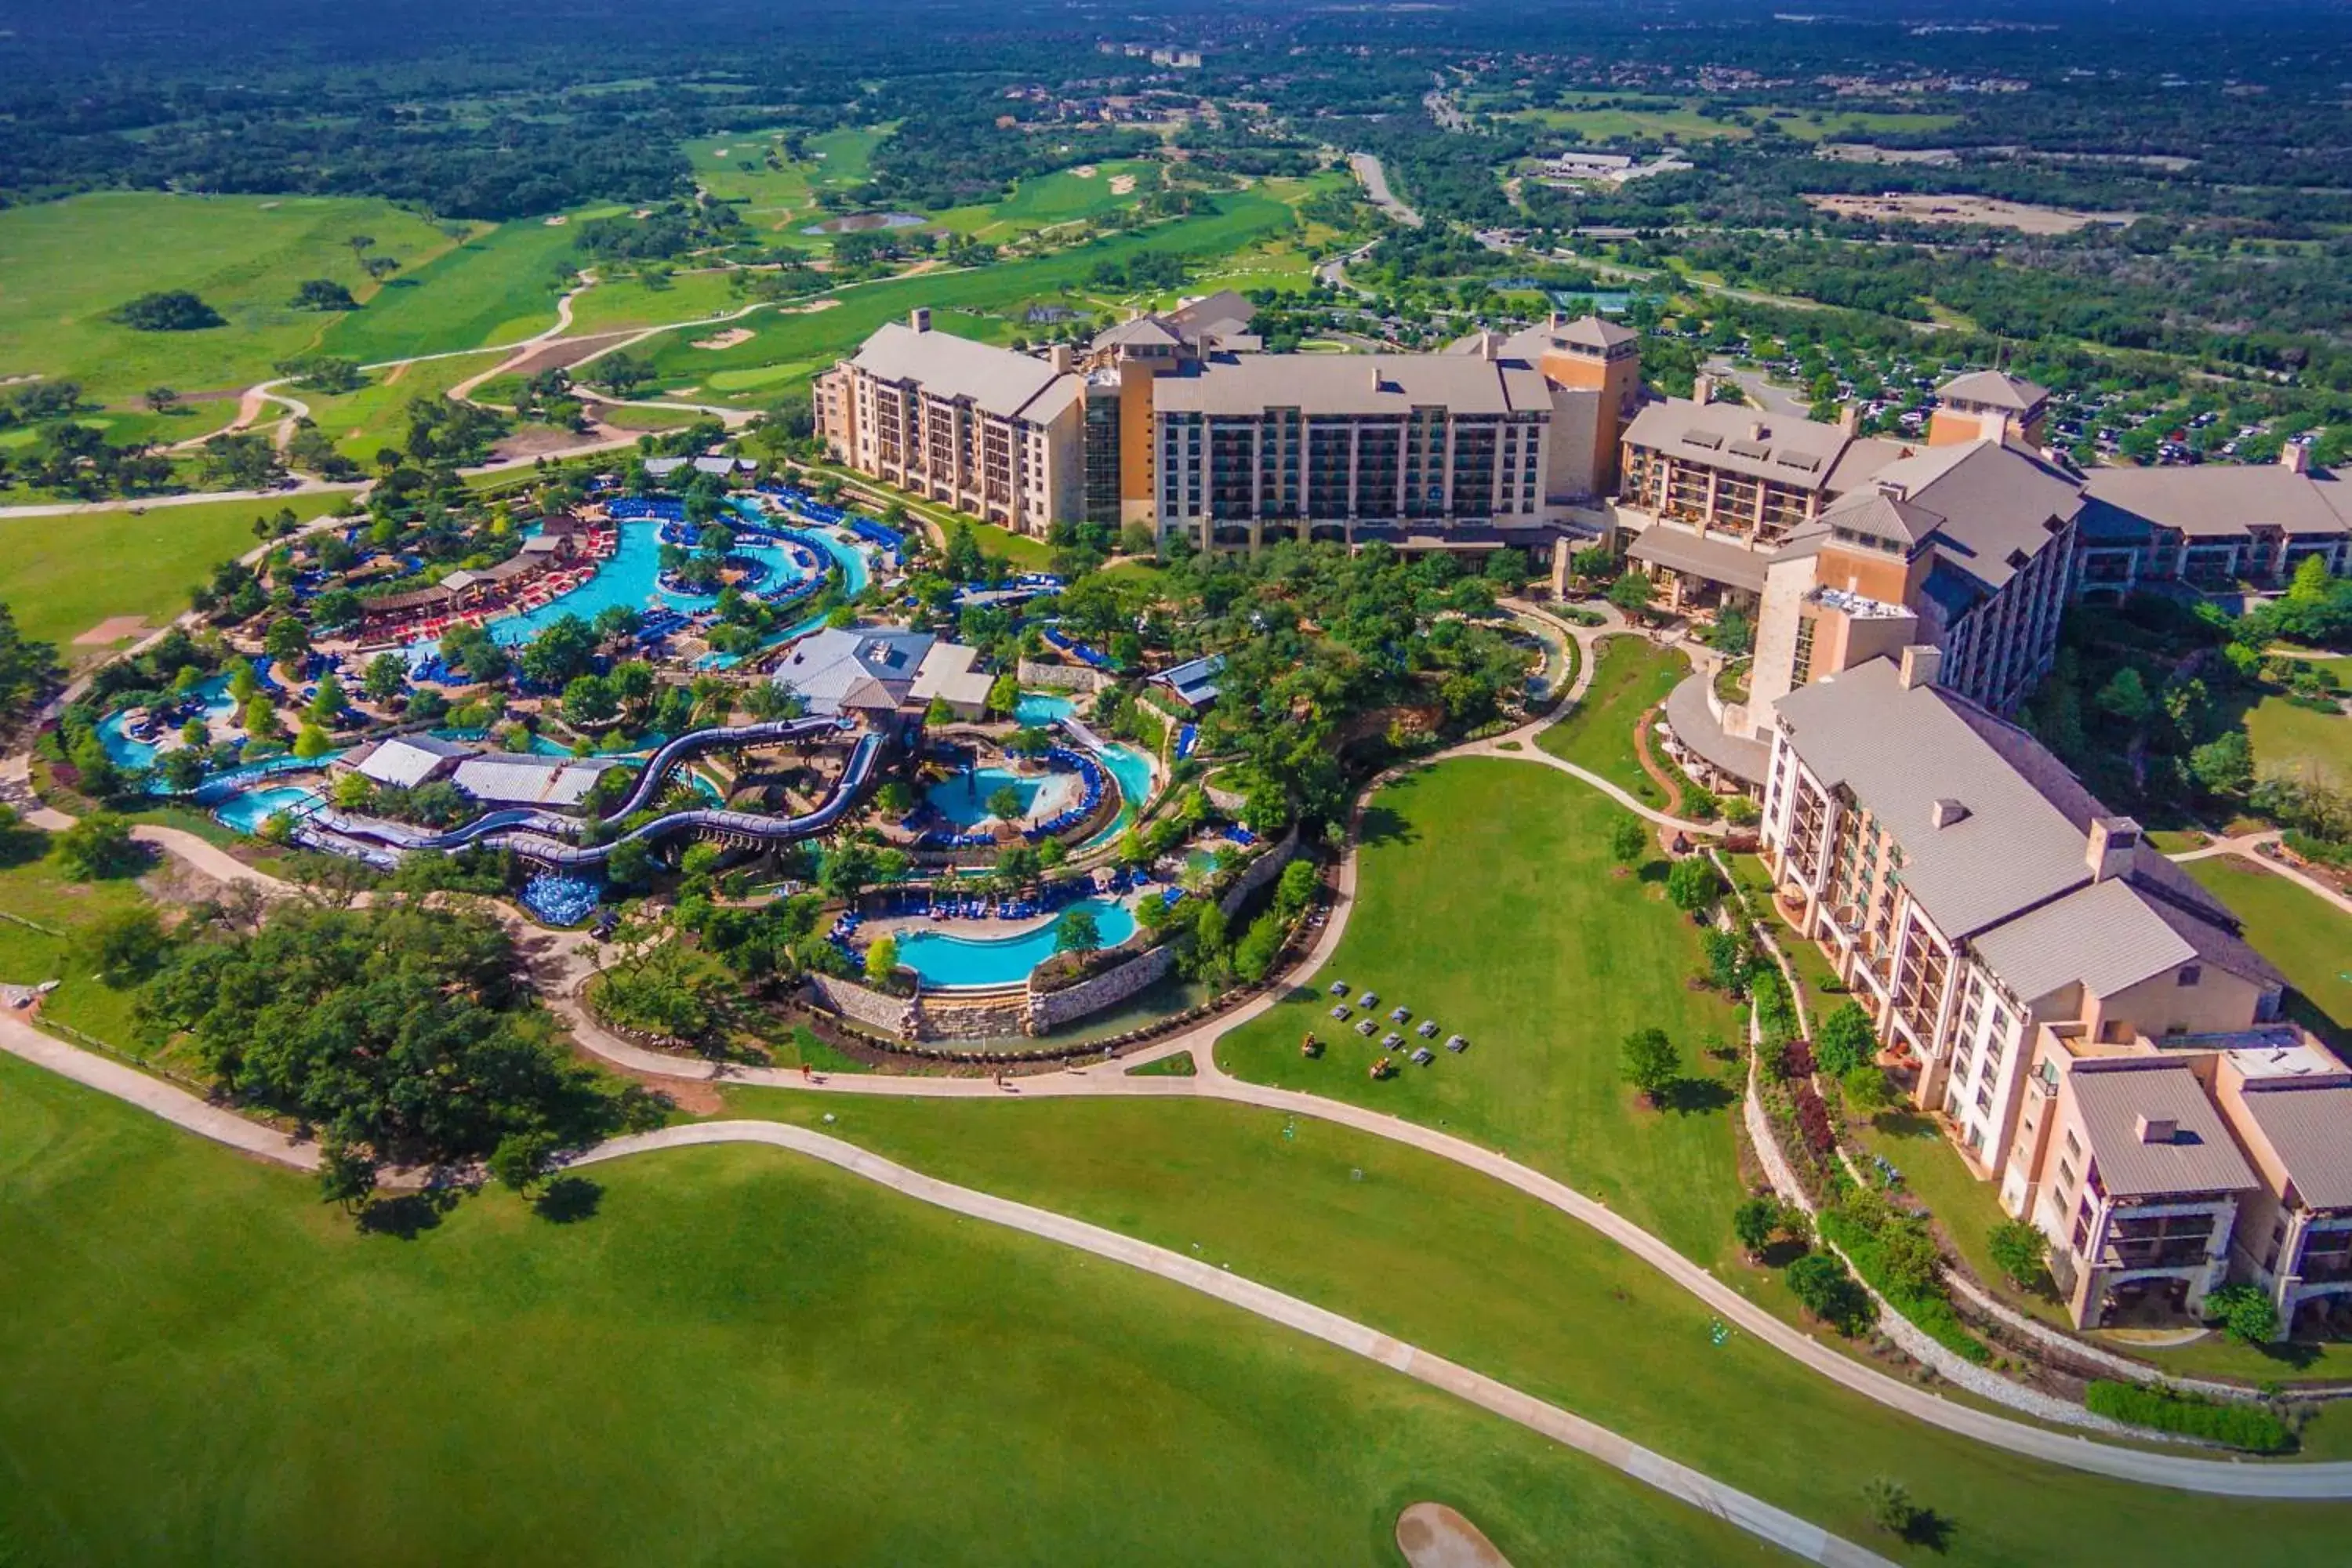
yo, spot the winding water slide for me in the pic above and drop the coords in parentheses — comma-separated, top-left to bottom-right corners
(315, 718, 881, 867)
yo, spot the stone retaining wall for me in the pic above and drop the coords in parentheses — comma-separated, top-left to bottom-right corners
(1017, 659, 1112, 695)
(1218, 827, 1298, 915)
(1028, 942, 1176, 1033)
(808, 973, 920, 1037)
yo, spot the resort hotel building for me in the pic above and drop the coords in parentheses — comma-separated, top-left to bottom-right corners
(1759, 648, 2352, 1334)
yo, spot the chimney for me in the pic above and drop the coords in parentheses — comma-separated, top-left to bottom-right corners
(909, 307, 931, 333)
(1980, 408, 2011, 444)
(1897, 644, 1942, 691)
(1750, 421, 1768, 441)
(1931, 797, 1969, 829)
(1693, 372, 1715, 406)
(1838, 404, 1859, 436)
(2281, 441, 2313, 475)
(1480, 332, 1498, 362)
(1048, 344, 1074, 374)
(2085, 814, 2140, 883)
(2136, 1113, 2178, 1145)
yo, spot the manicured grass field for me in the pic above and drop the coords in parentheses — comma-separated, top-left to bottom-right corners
(0, 827, 152, 1050)
(2245, 687, 2349, 786)
(0, 193, 461, 403)
(0, 1054, 1775, 1568)
(1216, 759, 1746, 1260)
(717, 1091, 2352, 1566)
(0, 492, 355, 659)
(321, 217, 593, 364)
(806, 125, 886, 186)
(297, 350, 508, 463)
(2183, 855, 2352, 1051)
(930, 161, 1160, 240)
(1535, 634, 1688, 806)
(633, 190, 1304, 405)
(681, 129, 815, 220)
(565, 267, 753, 334)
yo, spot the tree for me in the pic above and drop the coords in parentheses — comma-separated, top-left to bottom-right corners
(1664, 855, 1720, 914)
(292, 724, 333, 760)
(605, 838, 653, 891)
(1987, 1219, 2049, 1290)
(563, 673, 620, 728)
(307, 671, 346, 728)
(1056, 906, 1102, 954)
(1276, 858, 1319, 920)
(1786, 1252, 1875, 1334)
(54, 812, 140, 880)
(488, 1130, 560, 1196)
(2095, 666, 2154, 728)
(1606, 572, 1657, 619)
(264, 615, 310, 673)
(1876, 1217, 1943, 1298)
(113, 290, 225, 331)
(2189, 731, 2254, 798)
(143, 386, 180, 413)
(244, 695, 282, 740)
(318, 1138, 378, 1212)
(1620, 1027, 1680, 1105)
(520, 614, 600, 688)
(1732, 1195, 1780, 1258)
(1862, 1478, 1919, 1539)
(1607, 813, 1650, 867)
(2205, 1281, 2281, 1345)
(1841, 1062, 1895, 1115)
(1814, 1000, 1878, 1077)
(331, 770, 376, 811)
(1700, 927, 1748, 993)
(985, 672, 1020, 716)
(290, 278, 358, 311)
(986, 783, 1025, 822)
(864, 933, 900, 987)
(85, 906, 170, 986)
(364, 653, 407, 705)
(158, 746, 206, 793)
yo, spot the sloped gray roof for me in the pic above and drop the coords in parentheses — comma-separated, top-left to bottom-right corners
(350, 734, 470, 789)
(452, 754, 619, 808)
(1625, 524, 1769, 593)
(1551, 314, 1639, 350)
(1621, 399, 1856, 492)
(1970, 877, 2194, 1003)
(2079, 465, 2352, 541)
(1773, 659, 2105, 937)
(771, 626, 936, 715)
(1938, 370, 2047, 412)
(1820, 488, 1942, 549)
(1154, 353, 1550, 418)
(2072, 1063, 2256, 1199)
(851, 321, 1073, 422)
(1869, 439, 2082, 593)
(2234, 1083, 2352, 1210)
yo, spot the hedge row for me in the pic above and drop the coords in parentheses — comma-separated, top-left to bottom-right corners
(2084, 1381, 2294, 1453)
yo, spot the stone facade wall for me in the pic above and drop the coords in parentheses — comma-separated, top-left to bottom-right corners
(1017, 658, 1112, 695)
(808, 973, 920, 1037)
(1218, 827, 1299, 916)
(1027, 942, 1176, 1032)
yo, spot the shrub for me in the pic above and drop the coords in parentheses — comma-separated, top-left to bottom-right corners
(1792, 1081, 1837, 1160)
(1987, 1219, 2049, 1290)
(1772, 1036, 1815, 1081)
(2083, 1381, 2293, 1453)
(1862, 1476, 1918, 1537)
(1751, 967, 1798, 1045)
(2205, 1282, 2281, 1346)
(1732, 1195, 1780, 1256)
(1815, 1000, 1878, 1076)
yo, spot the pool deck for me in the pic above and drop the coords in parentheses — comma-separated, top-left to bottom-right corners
(861, 890, 1145, 947)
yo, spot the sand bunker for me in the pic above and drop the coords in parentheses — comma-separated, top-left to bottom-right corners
(1108, 173, 1138, 195)
(543, 214, 569, 226)
(1396, 1504, 1511, 1568)
(692, 328, 756, 350)
(74, 616, 149, 647)
(775, 298, 843, 315)
(1072, 164, 1099, 178)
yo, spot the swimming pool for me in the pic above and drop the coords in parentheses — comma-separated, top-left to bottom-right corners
(892, 897, 1139, 989)
(1069, 741, 1157, 852)
(924, 764, 1062, 827)
(96, 676, 239, 769)
(1013, 691, 1076, 728)
(214, 784, 321, 836)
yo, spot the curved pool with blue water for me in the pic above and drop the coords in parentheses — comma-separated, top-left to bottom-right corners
(214, 785, 322, 835)
(891, 897, 1139, 989)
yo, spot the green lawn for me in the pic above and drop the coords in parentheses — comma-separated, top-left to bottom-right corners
(0, 192, 462, 403)
(321, 217, 594, 364)
(682, 129, 815, 221)
(297, 350, 508, 463)
(2183, 855, 2352, 1052)
(2245, 687, 2349, 786)
(634, 190, 1305, 406)
(0, 1054, 1776, 1568)
(715, 1091, 2352, 1565)
(806, 125, 887, 186)
(566, 267, 753, 334)
(1215, 759, 1746, 1260)
(0, 826, 153, 1051)
(931, 161, 1160, 240)
(0, 492, 355, 658)
(1536, 635, 1688, 807)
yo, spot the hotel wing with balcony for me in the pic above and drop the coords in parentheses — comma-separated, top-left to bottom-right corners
(1761, 649, 2351, 1332)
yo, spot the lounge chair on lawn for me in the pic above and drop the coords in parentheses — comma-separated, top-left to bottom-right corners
(1328, 980, 1349, 996)
(1389, 1005, 1410, 1023)
(1356, 1018, 1377, 1036)
(1417, 1019, 1438, 1038)
(1410, 1047, 1436, 1066)
(1445, 1034, 1468, 1053)
(1330, 1004, 1351, 1021)
(1381, 1033, 1404, 1050)
(1359, 991, 1378, 1008)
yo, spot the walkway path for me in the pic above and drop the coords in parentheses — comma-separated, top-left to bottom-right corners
(570, 1120, 1895, 1568)
(1348, 152, 1423, 228)
(2168, 829, 2352, 917)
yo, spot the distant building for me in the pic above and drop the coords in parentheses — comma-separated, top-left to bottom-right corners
(450, 754, 622, 810)
(1149, 653, 1224, 710)
(770, 626, 939, 717)
(343, 734, 471, 790)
